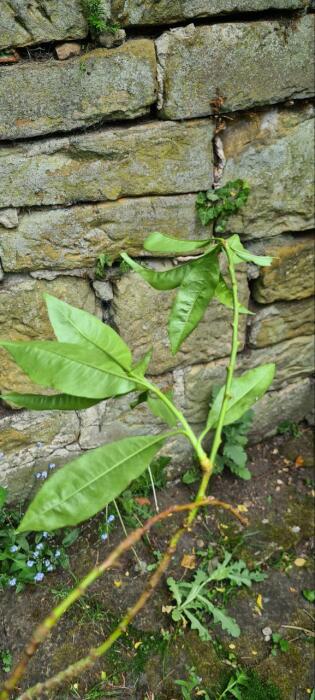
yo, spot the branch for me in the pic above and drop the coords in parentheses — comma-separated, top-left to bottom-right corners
(1, 498, 247, 700)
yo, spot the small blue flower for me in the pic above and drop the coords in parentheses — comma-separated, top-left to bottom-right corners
(54, 549, 61, 558)
(0, 452, 4, 460)
(101, 533, 108, 541)
(27, 560, 35, 567)
(46, 565, 54, 572)
(48, 463, 56, 470)
(34, 572, 44, 582)
(42, 532, 49, 538)
(10, 545, 18, 553)
(33, 551, 40, 558)
(36, 543, 44, 550)
(107, 515, 115, 524)
(41, 471, 48, 479)
(35, 472, 42, 479)
(36, 442, 43, 448)
(44, 559, 51, 567)
(8, 578, 16, 587)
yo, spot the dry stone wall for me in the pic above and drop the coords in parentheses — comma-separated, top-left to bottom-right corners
(0, 1, 314, 497)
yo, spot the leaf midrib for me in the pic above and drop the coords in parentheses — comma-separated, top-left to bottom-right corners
(60, 313, 130, 372)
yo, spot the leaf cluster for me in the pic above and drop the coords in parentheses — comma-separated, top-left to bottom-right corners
(167, 551, 265, 641)
(82, 0, 120, 35)
(215, 409, 253, 480)
(196, 179, 250, 232)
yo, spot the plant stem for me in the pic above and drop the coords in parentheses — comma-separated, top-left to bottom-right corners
(148, 466, 159, 512)
(113, 499, 142, 568)
(0, 499, 246, 700)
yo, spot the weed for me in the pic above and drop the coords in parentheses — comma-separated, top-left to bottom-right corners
(217, 668, 248, 699)
(196, 179, 250, 232)
(175, 666, 210, 700)
(167, 552, 266, 641)
(182, 466, 200, 485)
(214, 409, 253, 480)
(0, 650, 12, 674)
(277, 420, 301, 438)
(95, 253, 113, 279)
(82, 0, 120, 36)
(0, 488, 75, 593)
(271, 632, 289, 656)
(303, 589, 315, 603)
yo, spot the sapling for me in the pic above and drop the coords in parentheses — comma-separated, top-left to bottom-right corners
(0, 181, 276, 699)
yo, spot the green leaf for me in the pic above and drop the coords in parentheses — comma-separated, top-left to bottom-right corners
(228, 235, 273, 267)
(1, 393, 101, 411)
(143, 232, 210, 255)
(147, 391, 178, 427)
(214, 275, 254, 315)
(206, 364, 276, 430)
(302, 589, 315, 603)
(0, 487, 7, 510)
(228, 462, 252, 481)
(223, 443, 247, 469)
(167, 577, 183, 606)
(0, 341, 135, 399)
(121, 253, 189, 290)
(18, 434, 169, 531)
(185, 610, 212, 641)
(132, 349, 152, 377)
(168, 250, 220, 354)
(201, 598, 240, 637)
(45, 294, 132, 371)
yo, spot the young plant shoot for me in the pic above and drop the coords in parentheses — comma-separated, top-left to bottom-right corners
(0, 181, 275, 699)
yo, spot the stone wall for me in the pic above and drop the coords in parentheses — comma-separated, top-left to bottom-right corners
(0, 1, 314, 498)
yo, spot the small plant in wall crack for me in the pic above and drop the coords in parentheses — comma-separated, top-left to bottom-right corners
(0, 180, 276, 699)
(82, 0, 120, 36)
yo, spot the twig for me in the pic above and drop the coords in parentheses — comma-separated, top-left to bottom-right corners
(148, 466, 159, 513)
(280, 625, 315, 637)
(0, 498, 246, 700)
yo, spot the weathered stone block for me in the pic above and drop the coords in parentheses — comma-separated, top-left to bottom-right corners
(221, 105, 315, 238)
(0, 195, 206, 272)
(182, 336, 314, 424)
(0, 1, 87, 50)
(112, 264, 249, 375)
(0, 276, 99, 392)
(249, 299, 315, 348)
(156, 16, 314, 119)
(0, 41, 156, 139)
(0, 120, 213, 208)
(112, 0, 308, 25)
(249, 378, 314, 442)
(252, 235, 315, 303)
(0, 410, 80, 500)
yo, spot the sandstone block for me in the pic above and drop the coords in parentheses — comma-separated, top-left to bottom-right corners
(0, 276, 99, 393)
(156, 16, 314, 119)
(0, 410, 80, 500)
(112, 265, 249, 375)
(221, 105, 314, 238)
(0, 1, 87, 50)
(249, 299, 315, 348)
(182, 336, 314, 425)
(252, 235, 315, 303)
(249, 379, 314, 442)
(0, 41, 156, 139)
(112, 0, 307, 25)
(55, 42, 82, 60)
(0, 120, 213, 208)
(0, 195, 206, 272)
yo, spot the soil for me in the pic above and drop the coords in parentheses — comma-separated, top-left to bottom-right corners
(0, 427, 314, 700)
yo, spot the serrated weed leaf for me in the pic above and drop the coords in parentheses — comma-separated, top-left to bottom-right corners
(1, 393, 101, 411)
(144, 231, 210, 255)
(206, 363, 275, 430)
(45, 294, 132, 371)
(121, 253, 189, 291)
(168, 249, 220, 354)
(0, 341, 135, 399)
(18, 434, 169, 531)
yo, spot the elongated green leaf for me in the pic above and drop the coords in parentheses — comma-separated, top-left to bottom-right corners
(199, 597, 240, 637)
(147, 391, 178, 427)
(132, 349, 152, 378)
(215, 275, 254, 315)
(18, 434, 169, 531)
(1, 392, 101, 411)
(168, 250, 220, 354)
(45, 294, 132, 371)
(206, 364, 275, 430)
(144, 232, 210, 255)
(228, 235, 273, 267)
(121, 253, 189, 290)
(0, 341, 135, 399)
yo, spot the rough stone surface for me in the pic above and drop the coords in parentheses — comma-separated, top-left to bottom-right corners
(249, 298, 315, 348)
(0, 1, 87, 50)
(0, 276, 99, 392)
(221, 104, 315, 238)
(0, 120, 213, 208)
(156, 16, 315, 119)
(0, 41, 157, 139)
(0, 410, 80, 500)
(113, 264, 249, 374)
(182, 336, 314, 424)
(249, 378, 314, 441)
(55, 42, 81, 61)
(0, 208, 18, 229)
(112, 0, 308, 25)
(0, 195, 206, 272)
(252, 234, 315, 303)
